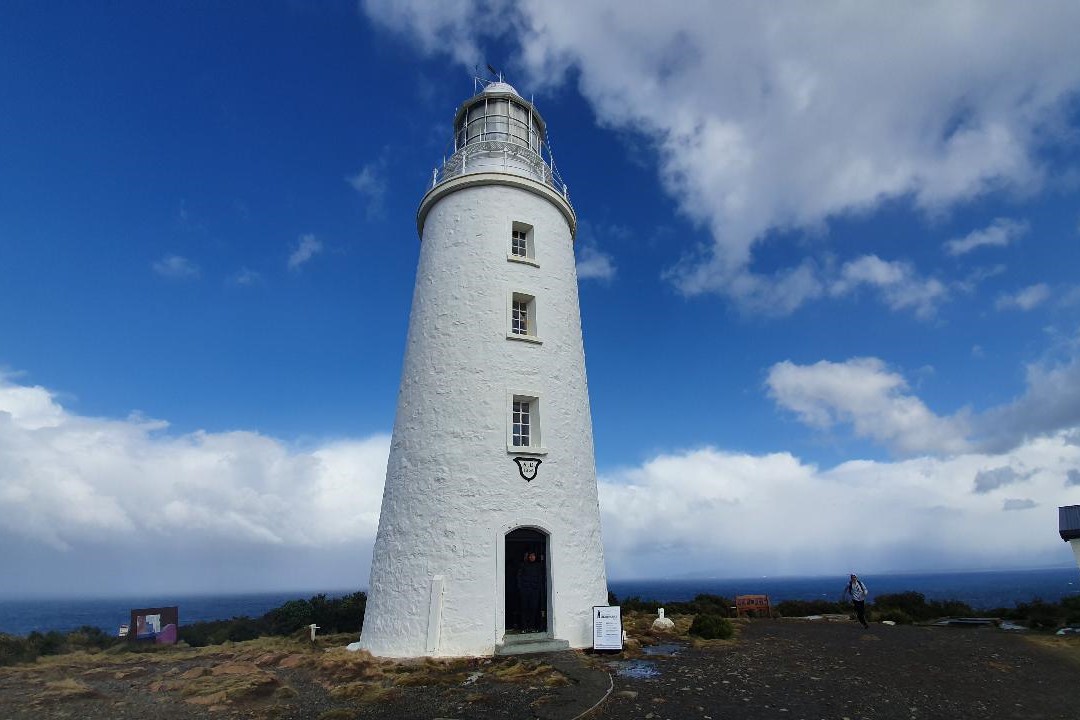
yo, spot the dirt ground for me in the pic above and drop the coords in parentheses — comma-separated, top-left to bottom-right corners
(594, 619, 1080, 720)
(1, 619, 1078, 719)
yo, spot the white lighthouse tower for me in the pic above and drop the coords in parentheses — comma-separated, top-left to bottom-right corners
(359, 79, 608, 657)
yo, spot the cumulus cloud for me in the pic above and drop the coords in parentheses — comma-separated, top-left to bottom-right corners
(995, 283, 1051, 311)
(945, 218, 1030, 256)
(766, 358, 971, 456)
(288, 234, 323, 271)
(576, 244, 616, 282)
(152, 254, 200, 279)
(976, 349, 1080, 452)
(768, 335, 1080, 458)
(829, 255, 948, 319)
(0, 375, 388, 594)
(3, 374, 1078, 592)
(598, 437, 1080, 579)
(363, 1, 1080, 313)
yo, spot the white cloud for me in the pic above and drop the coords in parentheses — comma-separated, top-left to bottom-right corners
(363, 2, 1080, 313)
(598, 436, 1080, 579)
(976, 348, 1080, 452)
(288, 234, 323, 271)
(576, 244, 616, 282)
(1002, 498, 1037, 511)
(995, 283, 1051, 311)
(945, 218, 1030, 256)
(346, 164, 387, 217)
(0, 376, 388, 590)
(768, 340, 1080, 457)
(232, 267, 263, 287)
(152, 254, 200, 279)
(766, 358, 971, 456)
(2, 374, 1077, 592)
(829, 255, 948, 319)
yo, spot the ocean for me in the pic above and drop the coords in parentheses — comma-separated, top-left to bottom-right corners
(1, 567, 1077, 637)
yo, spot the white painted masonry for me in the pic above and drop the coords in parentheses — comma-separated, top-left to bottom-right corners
(360, 83, 608, 657)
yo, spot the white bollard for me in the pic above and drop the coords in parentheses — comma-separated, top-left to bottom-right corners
(309, 624, 320, 642)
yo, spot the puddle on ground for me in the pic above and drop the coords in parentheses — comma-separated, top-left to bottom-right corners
(641, 643, 684, 656)
(610, 660, 661, 679)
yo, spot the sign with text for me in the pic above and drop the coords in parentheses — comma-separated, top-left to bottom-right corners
(592, 605, 622, 650)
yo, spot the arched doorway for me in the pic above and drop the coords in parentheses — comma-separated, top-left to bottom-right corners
(505, 527, 548, 634)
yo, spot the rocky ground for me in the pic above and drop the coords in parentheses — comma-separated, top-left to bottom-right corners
(1, 617, 1077, 719)
(593, 619, 1080, 720)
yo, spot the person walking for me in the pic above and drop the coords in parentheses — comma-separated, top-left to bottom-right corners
(843, 573, 870, 629)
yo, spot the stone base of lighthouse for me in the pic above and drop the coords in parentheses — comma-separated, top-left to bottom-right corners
(359, 513, 607, 657)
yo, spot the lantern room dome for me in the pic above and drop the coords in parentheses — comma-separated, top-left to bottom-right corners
(482, 81, 520, 96)
(427, 79, 569, 208)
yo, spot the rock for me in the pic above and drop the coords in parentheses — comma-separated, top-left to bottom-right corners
(652, 617, 676, 631)
(615, 690, 639, 699)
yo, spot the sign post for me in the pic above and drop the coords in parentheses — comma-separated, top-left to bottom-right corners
(592, 605, 623, 651)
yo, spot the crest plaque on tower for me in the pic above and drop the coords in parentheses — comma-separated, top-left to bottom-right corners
(513, 456, 542, 481)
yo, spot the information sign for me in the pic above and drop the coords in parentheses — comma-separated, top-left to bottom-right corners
(592, 605, 622, 650)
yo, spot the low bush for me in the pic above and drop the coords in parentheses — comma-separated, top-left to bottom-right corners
(688, 614, 734, 640)
(873, 608, 913, 624)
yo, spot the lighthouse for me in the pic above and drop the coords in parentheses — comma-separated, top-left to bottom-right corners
(359, 79, 609, 657)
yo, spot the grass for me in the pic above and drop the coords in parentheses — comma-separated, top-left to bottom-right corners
(40, 678, 101, 701)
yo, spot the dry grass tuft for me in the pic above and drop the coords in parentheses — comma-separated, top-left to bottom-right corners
(488, 658, 567, 686)
(328, 681, 401, 703)
(1023, 634, 1080, 667)
(170, 663, 282, 706)
(41, 678, 101, 701)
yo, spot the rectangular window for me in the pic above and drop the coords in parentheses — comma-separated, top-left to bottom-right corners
(512, 399, 531, 447)
(509, 221, 534, 262)
(511, 229, 528, 257)
(511, 298, 529, 335)
(509, 292, 537, 339)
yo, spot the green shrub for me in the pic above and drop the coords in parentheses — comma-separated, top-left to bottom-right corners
(873, 608, 913, 624)
(0, 634, 36, 667)
(688, 614, 734, 640)
(66, 625, 119, 652)
(1014, 599, 1061, 630)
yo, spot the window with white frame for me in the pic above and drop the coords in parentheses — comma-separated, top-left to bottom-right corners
(512, 398, 531, 447)
(510, 221, 534, 261)
(508, 393, 543, 453)
(509, 292, 537, 338)
(511, 228, 528, 257)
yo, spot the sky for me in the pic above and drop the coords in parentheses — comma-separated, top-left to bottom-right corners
(2, 1, 1080, 598)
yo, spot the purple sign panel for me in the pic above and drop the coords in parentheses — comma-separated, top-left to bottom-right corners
(129, 606, 179, 645)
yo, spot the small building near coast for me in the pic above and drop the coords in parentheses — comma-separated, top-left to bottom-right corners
(359, 78, 609, 658)
(1060, 504, 1080, 570)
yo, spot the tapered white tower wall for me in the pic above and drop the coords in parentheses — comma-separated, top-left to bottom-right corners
(360, 82, 608, 657)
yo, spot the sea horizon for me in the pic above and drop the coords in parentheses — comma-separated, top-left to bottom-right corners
(2, 566, 1077, 637)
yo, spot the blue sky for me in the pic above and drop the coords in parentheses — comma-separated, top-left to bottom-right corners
(3, 2, 1080, 597)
